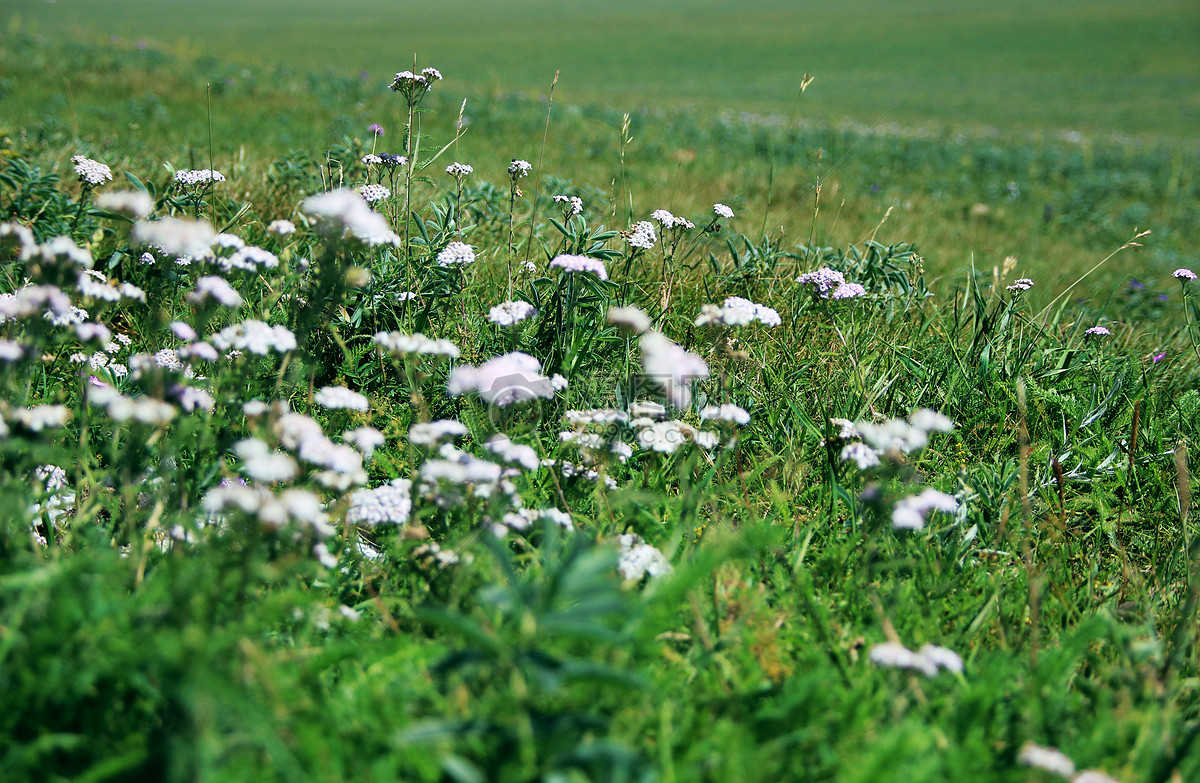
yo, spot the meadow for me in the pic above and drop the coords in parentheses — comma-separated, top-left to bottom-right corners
(1, 4, 1200, 782)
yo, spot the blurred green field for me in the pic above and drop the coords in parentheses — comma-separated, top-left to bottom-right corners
(6, 0, 1200, 136)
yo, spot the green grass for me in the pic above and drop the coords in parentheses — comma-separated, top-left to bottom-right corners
(1, 21, 1200, 783)
(5, 0, 1200, 136)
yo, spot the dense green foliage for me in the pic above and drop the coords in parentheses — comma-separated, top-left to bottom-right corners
(1, 21, 1198, 783)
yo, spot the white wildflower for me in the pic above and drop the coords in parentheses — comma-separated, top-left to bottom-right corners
(11, 405, 71, 431)
(607, 305, 651, 333)
(549, 254, 608, 280)
(617, 533, 671, 581)
(346, 479, 413, 526)
(1017, 744, 1076, 778)
(134, 217, 216, 259)
(640, 331, 709, 408)
(436, 241, 476, 267)
(173, 169, 225, 187)
(508, 159, 532, 179)
(447, 351, 557, 406)
(234, 438, 299, 483)
(95, 190, 152, 218)
(342, 426, 385, 457)
(359, 184, 390, 203)
(699, 404, 750, 426)
(373, 331, 459, 359)
(314, 385, 370, 412)
(484, 434, 540, 471)
(840, 442, 881, 470)
(71, 155, 112, 185)
(891, 488, 960, 531)
(553, 194, 583, 215)
(302, 188, 401, 246)
(209, 320, 296, 355)
(408, 419, 469, 446)
(626, 220, 657, 250)
(488, 300, 537, 327)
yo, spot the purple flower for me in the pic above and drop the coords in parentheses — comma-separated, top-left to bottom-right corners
(1174, 268, 1196, 282)
(1153, 352, 1167, 363)
(1084, 326, 1111, 338)
(368, 123, 384, 136)
(88, 376, 108, 388)
(1128, 279, 1145, 291)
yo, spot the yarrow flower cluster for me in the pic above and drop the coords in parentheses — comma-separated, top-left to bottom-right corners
(694, 296, 781, 328)
(71, 155, 112, 186)
(133, 217, 216, 259)
(346, 479, 413, 526)
(37, 235, 94, 269)
(10, 404, 72, 431)
(553, 194, 583, 216)
(358, 184, 391, 204)
(1006, 277, 1035, 292)
(389, 67, 442, 103)
(507, 159, 532, 180)
(640, 331, 710, 408)
(1, 222, 37, 260)
(87, 386, 176, 426)
(302, 189, 400, 246)
(373, 331, 460, 359)
(408, 419, 469, 447)
(699, 404, 751, 426)
(868, 641, 963, 677)
(841, 408, 955, 463)
(203, 484, 331, 533)
(342, 426, 385, 457)
(488, 300, 537, 327)
(625, 220, 657, 250)
(273, 413, 367, 490)
(1084, 326, 1112, 338)
(607, 305, 652, 334)
(650, 209, 694, 231)
(94, 190, 152, 218)
(492, 507, 573, 538)
(187, 276, 243, 308)
(891, 488, 960, 531)
(445, 162, 473, 178)
(796, 268, 865, 300)
(1017, 743, 1122, 783)
(635, 419, 718, 453)
(713, 203, 735, 219)
(549, 254, 608, 280)
(448, 351, 565, 406)
(173, 169, 226, 187)
(436, 241, 476, 267)
(617, 534, 671, 581)
(1173, 268, 1196, 281)
(418, 443, 507, 507)
(314, 385, 370, 412)
(234, 438, 299, 484)
(218, 246, 279, 274)
(209, 319, 297, 355)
